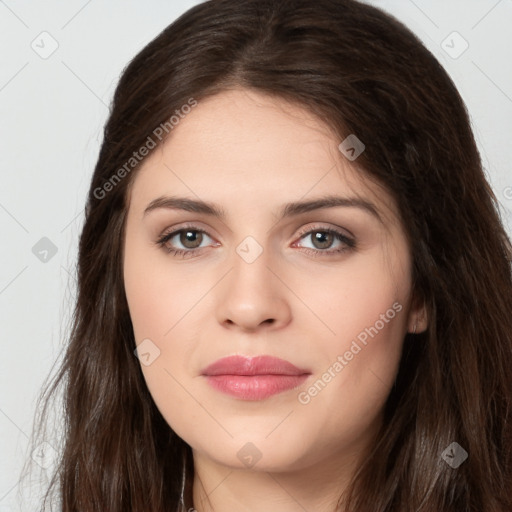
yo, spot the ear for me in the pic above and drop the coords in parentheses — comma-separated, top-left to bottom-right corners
(407, 292, 428, 334)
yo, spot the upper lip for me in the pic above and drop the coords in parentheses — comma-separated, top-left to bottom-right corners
(202, 355, 310, 376)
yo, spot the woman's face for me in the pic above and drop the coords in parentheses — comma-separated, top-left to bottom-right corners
(123, 88, 424, 474)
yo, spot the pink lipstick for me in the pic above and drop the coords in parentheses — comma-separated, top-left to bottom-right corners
(202, 355, 310, 400)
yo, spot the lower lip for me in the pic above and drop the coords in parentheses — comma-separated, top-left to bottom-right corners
(205, 374, 309, 400)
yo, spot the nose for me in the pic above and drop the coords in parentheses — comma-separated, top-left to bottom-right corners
(215, 245, 292, 332)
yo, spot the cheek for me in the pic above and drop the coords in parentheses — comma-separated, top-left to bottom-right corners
(124, 241, 211, 439)
(299, 247, 409, 347)
(293, 307, 406, 463)
(295, 256, 409, 441)
(123, 238, 202, 341)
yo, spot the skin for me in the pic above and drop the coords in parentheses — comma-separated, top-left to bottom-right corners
(123, 88, 428, 512)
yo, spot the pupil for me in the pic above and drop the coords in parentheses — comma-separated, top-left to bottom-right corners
(313, 231, 332, 249)
(181, 230, 202, 248)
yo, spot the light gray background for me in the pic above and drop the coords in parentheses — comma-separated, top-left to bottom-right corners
(1, 1, 511, 510)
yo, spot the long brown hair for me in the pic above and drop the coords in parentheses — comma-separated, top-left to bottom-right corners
(26, 0, 512, 510)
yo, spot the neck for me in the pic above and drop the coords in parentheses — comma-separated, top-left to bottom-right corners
(190, 447, 365, 512)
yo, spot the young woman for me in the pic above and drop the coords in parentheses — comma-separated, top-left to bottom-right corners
(30, 0, 512, 510)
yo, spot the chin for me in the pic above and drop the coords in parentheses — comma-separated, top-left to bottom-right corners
(187, 428, 317, 473)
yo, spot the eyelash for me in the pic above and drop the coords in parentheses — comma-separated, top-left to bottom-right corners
(155, 223, 356, 259)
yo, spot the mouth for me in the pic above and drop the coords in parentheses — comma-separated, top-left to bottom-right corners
(201, 355, 311, 400)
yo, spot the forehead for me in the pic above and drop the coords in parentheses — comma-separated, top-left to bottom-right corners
(127, 88, 400, 226)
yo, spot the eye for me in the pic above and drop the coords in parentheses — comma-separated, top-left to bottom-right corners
(155, 223, 356, 259)
(293, 225, 355, 256)
(155, 225, 217, 258)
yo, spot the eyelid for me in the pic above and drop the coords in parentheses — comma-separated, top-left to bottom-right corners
(157, 222, 352, 244)
(292, 223, 356, 255)
(294, 222, 355, 240)
(156, 222, 219, 248)
(155, 221, 356, 257)
(157, 221, 218, 240)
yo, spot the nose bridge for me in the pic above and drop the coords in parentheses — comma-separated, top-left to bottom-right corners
(216, 235, 291, 330)
(229, 236, 275, 300)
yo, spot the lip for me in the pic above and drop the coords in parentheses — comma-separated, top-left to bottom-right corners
(202, 355, 311, 400)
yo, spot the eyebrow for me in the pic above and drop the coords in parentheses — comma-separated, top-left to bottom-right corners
(143, 195, 382, 222)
